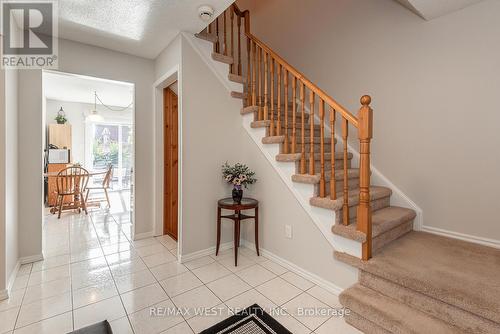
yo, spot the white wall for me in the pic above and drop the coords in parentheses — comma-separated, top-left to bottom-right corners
(153, 34, 357, 288)
(18, 38, 155, 260)
(0, 66, 19, 295)
(45, 99, 133, 164)
(237, 0, 500, 242)
(5, 68, 19, 291)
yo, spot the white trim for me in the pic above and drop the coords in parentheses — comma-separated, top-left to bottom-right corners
(134, 231, 155, 240)
(186, 32, 361, 258)
(152, 62, 182, 261)
(4, 260, 21, 299)
(0, 289, 8, 301)
(179, 241, 234, 263)
(20, 253, 44, 264)
(421, 225, 500, 249)
(241, 240, 343, 295)
(307, 101, 424, 231)
(181, 32, 234, 92)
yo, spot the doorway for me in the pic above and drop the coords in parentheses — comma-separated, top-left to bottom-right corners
(42, 70, 135, 231)
(163, 86, 178, 240)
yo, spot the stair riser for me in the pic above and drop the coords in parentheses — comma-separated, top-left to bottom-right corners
(373, 220, 413, 253)
(294, 160, 351, 173)
(315, 178, 360, 196)
(337, 197, 391, 225)
(340, 285, 464, 334)
(345, 312, 390, 334)
(266, 128, 322, 137)
(291, 142, 333, 152)
(358, 271, 500, 334)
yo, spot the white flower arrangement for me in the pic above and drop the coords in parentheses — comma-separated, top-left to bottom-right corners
(222, 162, 257, 190)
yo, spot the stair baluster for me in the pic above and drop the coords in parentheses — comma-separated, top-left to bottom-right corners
(283, 69, 289, 154)
(252, 41, 257, 109)
(319, 100, 326, 197)
(292, 77, 297, 154)
(277, 64, 282, 136)
(246, 35, 251, 107)
(258, 47, 264, 120)
(223, 10, 227, 56)
(270, 57, 275, 136)
(309, 91, 315, 175)
(264, 51, 269, 122)
(330, 107, 337, 200)
(215, 18, 219, 53)
(230, 10, 234, 74)
(300, 82, 306, 174)
(237, 16, 241, 75)
(342, 117, 349, 225)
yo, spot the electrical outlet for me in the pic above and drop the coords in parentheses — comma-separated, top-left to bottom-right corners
(285, 225, 293, 239)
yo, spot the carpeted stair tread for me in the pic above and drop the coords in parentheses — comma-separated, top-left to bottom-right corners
(195, 32, 218, 43)
(212, 52, 234, 64)
(228, 73, 245, 84)
(262, 135, 285, 144)
(292, 169, 359, 184)
(310, 186, 392, 211)
(331, 207, 416, 243)
(359, 271, 500, 334)
(262, 135, 333, 145)
(340, 284, 468, 334)
(347, 231, 500, 324)
(276, 152, 353, 162)
(231, 91, 246, 99)
(251, 120, 321, 131)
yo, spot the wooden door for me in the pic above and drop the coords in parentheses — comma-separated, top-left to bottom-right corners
(163, 87, 179, 240)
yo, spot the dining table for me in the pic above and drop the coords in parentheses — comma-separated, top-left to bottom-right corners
(44, 170, 108, 214)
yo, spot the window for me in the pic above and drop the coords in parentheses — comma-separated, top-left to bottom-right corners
(87, 122, 133, 190)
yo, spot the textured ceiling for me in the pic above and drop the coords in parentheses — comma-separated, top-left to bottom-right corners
(44, 71, 134, 107)
(56, 0, 234, 59)
(395, 0, 484, 20)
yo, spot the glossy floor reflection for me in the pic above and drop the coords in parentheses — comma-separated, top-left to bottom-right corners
(1, 204, 360, 333)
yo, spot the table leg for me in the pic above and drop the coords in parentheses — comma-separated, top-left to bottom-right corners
(216, 207, 222, 256)
(234, 212, 240, 266)
(255, 206, 260, 256)
(237, 210, 242, 248)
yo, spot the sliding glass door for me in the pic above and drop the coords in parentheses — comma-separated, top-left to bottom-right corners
(87, 122, 133, 190)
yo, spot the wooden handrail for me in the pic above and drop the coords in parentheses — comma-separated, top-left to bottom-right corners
(244, 33, 359, 128)
(206, 4, 373, 261)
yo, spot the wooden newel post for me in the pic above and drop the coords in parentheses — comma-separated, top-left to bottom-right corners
(357, 95, 373, 261)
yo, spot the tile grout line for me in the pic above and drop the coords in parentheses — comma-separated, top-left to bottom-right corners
(90, 210, 137, 334)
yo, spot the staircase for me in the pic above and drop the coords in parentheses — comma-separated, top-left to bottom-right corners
(193, 3, 500, 334)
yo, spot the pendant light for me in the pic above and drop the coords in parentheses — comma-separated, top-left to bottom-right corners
(87, 91, 104, 122)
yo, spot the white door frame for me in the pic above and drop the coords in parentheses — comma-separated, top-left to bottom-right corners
(152, 65, 182, 258)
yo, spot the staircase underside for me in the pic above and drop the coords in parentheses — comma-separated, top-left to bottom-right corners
(338, 231, 500, 333)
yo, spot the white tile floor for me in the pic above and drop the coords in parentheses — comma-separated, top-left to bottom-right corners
(0, 207, 361, 334)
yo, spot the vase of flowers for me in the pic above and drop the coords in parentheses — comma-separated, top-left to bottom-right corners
(222, 162, 257, 203)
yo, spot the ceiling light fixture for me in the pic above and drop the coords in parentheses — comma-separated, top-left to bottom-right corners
(198, 5, 214, 21)
(87, 91, 105, 122)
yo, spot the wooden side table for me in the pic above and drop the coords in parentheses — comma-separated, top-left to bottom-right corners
(217, 198, 259, 266)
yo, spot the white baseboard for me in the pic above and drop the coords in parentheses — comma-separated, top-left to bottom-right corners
(0, 260, 22, 301)
(242, 240, 343, 295)
(179, 241, 234, 263)
(0, 289, 8, 301)
(134, 231, 155, 241)
(7, 260, 21, 291)
(421, 225, 500, 249)
(20, 253, 44, 264)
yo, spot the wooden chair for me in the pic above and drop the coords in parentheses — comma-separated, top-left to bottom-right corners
(55, 166, 90, 219)
(85, 165, 113, 208)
